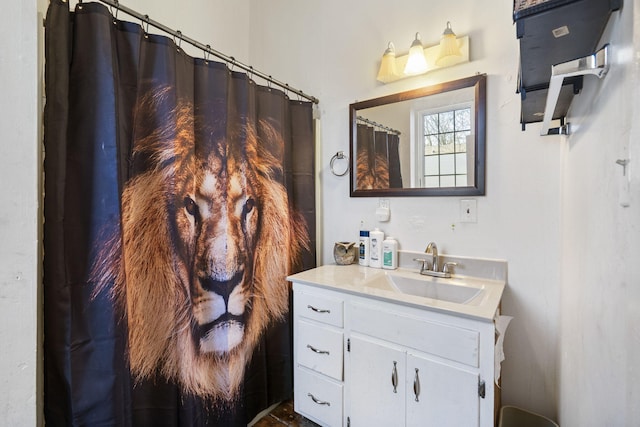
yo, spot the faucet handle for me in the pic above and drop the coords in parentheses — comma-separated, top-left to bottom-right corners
(413, 258, 430, 273)
(442, 262, 458, 274)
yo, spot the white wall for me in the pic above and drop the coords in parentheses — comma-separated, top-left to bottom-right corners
(248, 0, 562, 419)
(558, 1, 640, 425)
(0, 0, 40, 424)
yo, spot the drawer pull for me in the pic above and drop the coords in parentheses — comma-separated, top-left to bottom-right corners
(413, 368, 421, 402)
(307, 393, 331, 406)
(307, 304, 331, 314)
(306, 344, 330, 355)
(391, 361, 398, 393)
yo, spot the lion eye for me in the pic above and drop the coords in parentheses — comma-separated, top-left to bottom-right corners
(244, 198, 255, 214)
(184, 196, 198, 217)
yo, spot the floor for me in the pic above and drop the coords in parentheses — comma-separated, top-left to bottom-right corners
(252, 400, 319, 427)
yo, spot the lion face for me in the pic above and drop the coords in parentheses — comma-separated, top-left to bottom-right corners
(90, 88, 310, 401)
(174, 146, 260, 356)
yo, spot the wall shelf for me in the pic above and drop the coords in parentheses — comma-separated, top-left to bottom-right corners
(514, 0, 622, 134)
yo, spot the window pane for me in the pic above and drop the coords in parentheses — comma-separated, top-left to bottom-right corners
(424, 155, 439, 175)
(424, 135, 439, 155)
(440, 154, 455, 175)
(418, 105, 473, 190)
(424, 114, 438, 135)
(455, 108, 471, 130)
(439, 133, 455, 154)
(439, 111, 454, 133)
(455, 131, 470, 153)
(440, 175, 455, 187)
(424, 176, 440, 188)
(455, 153, 467, 174)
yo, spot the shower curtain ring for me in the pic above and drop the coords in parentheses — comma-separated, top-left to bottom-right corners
(175, 30, 183, 51)
(267, 77, 272, 91)
(248, 66, 254, 82)
(330, 151, 350, 177)
(142, 14, 150, 37)
(204, 44, 211, 64)
(110, 0, 119, 24)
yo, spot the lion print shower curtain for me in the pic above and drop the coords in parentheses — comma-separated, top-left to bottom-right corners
(43, 1, 316, 425)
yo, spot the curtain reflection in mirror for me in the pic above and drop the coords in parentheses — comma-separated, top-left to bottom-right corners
(356, 118, 402, 190)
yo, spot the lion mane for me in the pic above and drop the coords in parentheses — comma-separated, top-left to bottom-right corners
(356, 148, 390, 190)
(91, 86, 309, 403)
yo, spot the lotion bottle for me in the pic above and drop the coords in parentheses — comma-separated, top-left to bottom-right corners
(382, 236, 398, 270)
(369, 228, 385, 268)
(358, 229, 370, 266)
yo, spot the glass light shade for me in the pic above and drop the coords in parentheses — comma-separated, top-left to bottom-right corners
(436, 22, 462, 67)
(403, 33, 428, 75)
(376, 42, 398, 83)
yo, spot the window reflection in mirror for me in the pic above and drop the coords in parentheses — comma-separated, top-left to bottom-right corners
(349, 74, 486, 197)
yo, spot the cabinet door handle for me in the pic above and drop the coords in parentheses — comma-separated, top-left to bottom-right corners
(306, 344, 330, 355)
(413, 368, 421, 402)
(307, 393, 331, 406)
(307, 304, 331, 314)
(391, 361, 398, 393)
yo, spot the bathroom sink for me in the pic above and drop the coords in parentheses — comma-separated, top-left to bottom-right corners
(364, 271, 484, 304)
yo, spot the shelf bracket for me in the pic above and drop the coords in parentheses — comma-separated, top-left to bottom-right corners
(540, 44, 610, 136)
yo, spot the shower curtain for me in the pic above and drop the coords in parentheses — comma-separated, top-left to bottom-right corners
(356, 124, 402, 189)
(43, 1, 316, 425)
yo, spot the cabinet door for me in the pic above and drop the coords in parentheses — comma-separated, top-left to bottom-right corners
(347, 335, 405, 427)
(406, 352, 480, 427)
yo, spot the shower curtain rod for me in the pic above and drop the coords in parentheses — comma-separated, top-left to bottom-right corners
(357, 115, 401, 135)
(86, 0, 319, 104)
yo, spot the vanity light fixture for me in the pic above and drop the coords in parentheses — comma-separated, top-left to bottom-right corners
(376, 42, 398, 83)
(404, 33, 429, 75)
(376, 22, 469, 84)
(435, 21, 463, 66)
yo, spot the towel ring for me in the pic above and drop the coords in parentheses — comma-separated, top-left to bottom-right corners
(330, 151, 350, 176)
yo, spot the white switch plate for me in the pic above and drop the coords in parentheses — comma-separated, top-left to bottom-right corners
(460, 199, 477, 223)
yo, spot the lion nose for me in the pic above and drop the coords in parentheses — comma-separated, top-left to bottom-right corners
(199, 271, 243, 305)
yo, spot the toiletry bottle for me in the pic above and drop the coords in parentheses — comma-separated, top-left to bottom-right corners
(382, 236, 398, 270)
(358, 230, 370, 266)
(369, 228, 384, 268)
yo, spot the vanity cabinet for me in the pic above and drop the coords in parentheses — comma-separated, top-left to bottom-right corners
(292, 281, 498, 427)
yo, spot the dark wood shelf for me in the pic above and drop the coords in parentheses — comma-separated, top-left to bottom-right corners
(514, 0, 622, 129)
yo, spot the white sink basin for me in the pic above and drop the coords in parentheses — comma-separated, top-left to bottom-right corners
(364, 271, 484, 305)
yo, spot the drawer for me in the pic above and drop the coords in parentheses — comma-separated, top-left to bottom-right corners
(349, 302, 479, 367)
(294, 289, 344, 327)
(296, 320, 343, 380)
(294, 367, 343, 427)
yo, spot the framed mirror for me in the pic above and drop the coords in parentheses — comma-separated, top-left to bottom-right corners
(349, 74, 486, 197)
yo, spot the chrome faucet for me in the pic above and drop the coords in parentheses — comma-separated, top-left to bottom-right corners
(425, 242, 438, 272)
(413, 241, 457, 278)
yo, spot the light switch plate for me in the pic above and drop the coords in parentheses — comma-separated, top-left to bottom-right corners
(460, 199, 477, 223)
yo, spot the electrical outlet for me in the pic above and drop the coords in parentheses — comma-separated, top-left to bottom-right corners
(378, 198, 390, 209)
(460, 199, 477, 223)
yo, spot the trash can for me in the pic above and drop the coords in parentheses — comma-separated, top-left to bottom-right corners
(499, 405, 559, 427)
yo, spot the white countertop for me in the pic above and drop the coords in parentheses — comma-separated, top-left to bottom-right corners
(287, 263, 506, 321)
